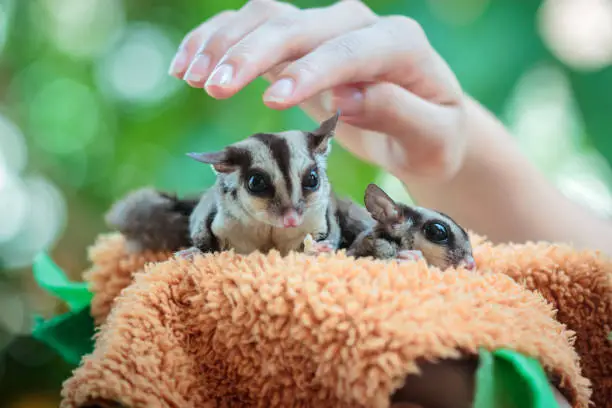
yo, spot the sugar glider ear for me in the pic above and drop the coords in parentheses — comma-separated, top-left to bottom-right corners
(364, 183, 404, 224)
(186, 150, 235, 174)
(308, 109, 340, 156)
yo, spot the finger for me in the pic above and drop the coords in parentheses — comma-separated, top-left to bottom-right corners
(257, 59, 384, 168)
(168, 11, 236, 79)
(261, 16, 462, 109)
(183, 0, 297, 87)
(330, 82, 465, 177)
(204, 0, 377, 99)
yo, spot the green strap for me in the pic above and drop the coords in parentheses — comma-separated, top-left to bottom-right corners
(31, 252, 96, 365)
(32, 252, 93, 311)
(474, 348, 559, 408)
(31, 305, 95, 365)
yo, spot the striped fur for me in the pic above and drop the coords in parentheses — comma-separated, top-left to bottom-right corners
(105, 112, 374, 257)
(348, 184, 474, 270)
(188, 112, 354, 256)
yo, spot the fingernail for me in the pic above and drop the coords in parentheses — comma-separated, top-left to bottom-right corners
(332, 86, 364, 116)
(264, 78, 295, 103)
(169, 50, 189, 76)
(205, 63, 234, 88)
(183, 53, 211, 82)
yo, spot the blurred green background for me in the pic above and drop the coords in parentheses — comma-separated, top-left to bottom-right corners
(1, 0, 611, 406)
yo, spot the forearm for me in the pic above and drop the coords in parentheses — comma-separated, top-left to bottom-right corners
(402, 96, 612, 254)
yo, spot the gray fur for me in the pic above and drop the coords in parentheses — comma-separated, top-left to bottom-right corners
(186, 112, 342, 256)
(105, 111, 373, 257)
(347, 184, 475, 270)
(104, 187, 198, 252)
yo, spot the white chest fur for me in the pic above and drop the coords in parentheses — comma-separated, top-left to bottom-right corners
(211, 210, 328, 256)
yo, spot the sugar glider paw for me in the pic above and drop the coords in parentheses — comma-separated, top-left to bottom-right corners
(303, 234, 336, 256)
(174, 247, 202, 260)
(396, 250, 424, 263)
(311, 241, 336, 254)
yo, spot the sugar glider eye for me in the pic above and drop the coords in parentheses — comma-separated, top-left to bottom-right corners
(302, 168, 320, 191)
(423, 222, 449, 244)
(246, 171, 272, 196)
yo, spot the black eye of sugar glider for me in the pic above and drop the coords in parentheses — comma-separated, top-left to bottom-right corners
(246, 170, 273, 196)
(423, 221, 449, 244)
(302, 167, 320, 191)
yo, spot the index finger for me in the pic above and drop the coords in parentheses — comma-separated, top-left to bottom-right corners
(168, 11, 236, 79)
(261, 16, 461, 109)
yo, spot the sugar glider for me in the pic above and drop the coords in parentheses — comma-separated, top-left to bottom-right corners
(105, 111, 374, 257)
(344, 183, 476, 270)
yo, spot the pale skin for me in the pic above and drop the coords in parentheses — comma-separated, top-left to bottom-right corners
(165, 0, 612, 405)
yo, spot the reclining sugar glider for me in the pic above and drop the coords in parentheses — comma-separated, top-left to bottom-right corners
(347, 183, 476, 270)
(105, 111, 375, 258)
(307, 183, 476, 270)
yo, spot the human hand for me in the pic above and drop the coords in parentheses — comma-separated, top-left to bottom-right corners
(168, 0, 467, 181)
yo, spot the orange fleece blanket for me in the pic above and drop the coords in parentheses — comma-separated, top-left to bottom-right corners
(60, 233, 611, 408)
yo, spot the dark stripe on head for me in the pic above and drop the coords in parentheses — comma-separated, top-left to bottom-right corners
(225, 146, 252, 178)
(252, 133, 292, 193)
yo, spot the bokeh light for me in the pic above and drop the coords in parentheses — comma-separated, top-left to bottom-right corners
(29, 78, 101, 154)
(506, 63, 612, 216)
(11, 177, 65, 268)
(39, 0, 125, 60)
(0, 0, 15, 55)
(556, 152, 612, 218)
(505, 63, 579, 172)
(427, 0, 491, 26)
(0, 282, 27, 352)
(0, 174, 67, 270)
(0, 115, 29, 245)
(0, 115, 28, 175)
(95, 23, 181, 106)
(0, 174, 28, 244)
(538, 0, 612, 71)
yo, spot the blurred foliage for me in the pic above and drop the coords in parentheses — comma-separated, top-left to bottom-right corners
(0, 0, 611, 406)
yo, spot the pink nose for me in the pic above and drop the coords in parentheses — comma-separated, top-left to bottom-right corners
(463, 256, 476, 270)
(282, 210, 302, 228)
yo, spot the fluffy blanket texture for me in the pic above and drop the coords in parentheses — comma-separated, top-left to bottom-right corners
(59, 233, 611, 408)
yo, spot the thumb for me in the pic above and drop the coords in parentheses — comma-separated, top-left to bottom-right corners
(331, 83, 465, 178)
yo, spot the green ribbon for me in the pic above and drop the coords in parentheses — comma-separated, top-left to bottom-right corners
(31, 252, 95, 365)
(30, 252, 562, 407)
(474, 348, 559, 408)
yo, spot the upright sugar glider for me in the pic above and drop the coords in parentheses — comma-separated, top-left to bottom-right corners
(344, 183, 476, 270)
(105, 111, 374, 257)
